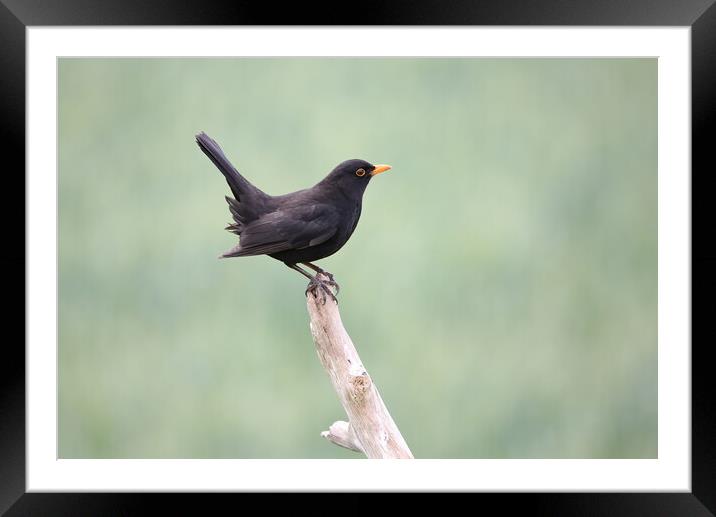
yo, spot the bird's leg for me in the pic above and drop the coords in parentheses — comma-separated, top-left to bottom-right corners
(285, 263, 337, 305)
(301, 262, 340, 294)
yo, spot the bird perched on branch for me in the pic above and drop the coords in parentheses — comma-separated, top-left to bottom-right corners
(196, 132, 392, 303)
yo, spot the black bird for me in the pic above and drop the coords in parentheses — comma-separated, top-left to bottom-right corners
(196, 132, 392, 302)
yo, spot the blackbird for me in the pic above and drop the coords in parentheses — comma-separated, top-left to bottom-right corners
(196, 132, 392, 303)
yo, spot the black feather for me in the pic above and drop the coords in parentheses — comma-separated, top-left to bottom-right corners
(196, 132, 265, 202)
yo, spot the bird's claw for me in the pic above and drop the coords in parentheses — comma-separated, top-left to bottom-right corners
(322, 272, 340, 293)
(305, 273, 339, 305)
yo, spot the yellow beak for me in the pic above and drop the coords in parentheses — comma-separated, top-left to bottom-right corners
(371, 164, 392, 176)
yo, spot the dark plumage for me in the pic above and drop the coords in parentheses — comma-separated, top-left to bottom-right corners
(196, 131, 392, 302)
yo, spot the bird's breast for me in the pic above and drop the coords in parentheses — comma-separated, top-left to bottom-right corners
(344, 202, 362, 239)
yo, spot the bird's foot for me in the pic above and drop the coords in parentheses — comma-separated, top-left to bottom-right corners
(304, 265, 340, 294)
(320, 271, 340, 294)
(305, 273, 339, 305)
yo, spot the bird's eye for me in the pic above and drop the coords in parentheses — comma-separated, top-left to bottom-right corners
(355, 168, 366, 177)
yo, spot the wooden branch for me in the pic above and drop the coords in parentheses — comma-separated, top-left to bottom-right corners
(307, 274, 414, 459)
(320, 420, 364, 453)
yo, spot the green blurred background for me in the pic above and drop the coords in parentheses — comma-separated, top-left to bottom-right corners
(58, 58, 657, 458)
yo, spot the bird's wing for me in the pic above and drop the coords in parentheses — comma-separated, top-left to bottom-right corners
(221, 204, 339, 258)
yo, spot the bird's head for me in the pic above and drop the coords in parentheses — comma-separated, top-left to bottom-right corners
(320, 159, 392, 197)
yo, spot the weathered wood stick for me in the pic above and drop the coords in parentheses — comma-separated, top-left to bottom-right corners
(306, 274, 414, 459)
(320, 420, 364, 453)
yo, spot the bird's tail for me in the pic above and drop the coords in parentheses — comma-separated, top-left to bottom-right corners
(224, 196, 244, 235)
(195, 131, 264, 202)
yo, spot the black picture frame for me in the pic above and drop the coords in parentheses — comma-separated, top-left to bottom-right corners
(3, 0, 714, 513)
